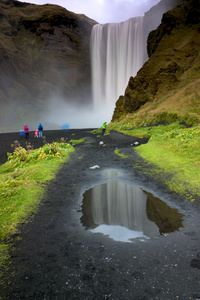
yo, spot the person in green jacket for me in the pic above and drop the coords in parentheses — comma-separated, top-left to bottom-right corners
(102, 122, 107, 135)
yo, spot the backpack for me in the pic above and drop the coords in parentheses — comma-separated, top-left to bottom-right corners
(39, 124, 43, 130)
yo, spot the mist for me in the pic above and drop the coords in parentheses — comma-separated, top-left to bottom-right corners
(43, 96, 114, 130)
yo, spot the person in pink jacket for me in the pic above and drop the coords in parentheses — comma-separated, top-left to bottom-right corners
(34, 129, 39, 138)
(24, 124, 29, 139)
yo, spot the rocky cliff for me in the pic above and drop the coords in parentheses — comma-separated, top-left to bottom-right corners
(112, 0, 200, 125)
(0, 0, 96, 130)
(142, 0, 185, 61)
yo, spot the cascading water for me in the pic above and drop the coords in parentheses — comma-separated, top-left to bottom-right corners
(90, 17, 146, 122)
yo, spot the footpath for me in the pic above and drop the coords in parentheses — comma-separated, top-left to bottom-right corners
(1, 129, 199, 299)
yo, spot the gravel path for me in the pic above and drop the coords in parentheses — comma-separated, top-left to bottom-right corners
(1, 129, 199, 299)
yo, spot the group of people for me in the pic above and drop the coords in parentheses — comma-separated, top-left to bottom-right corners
(22, 121, 107, 140)
(22, 123, 43, 139)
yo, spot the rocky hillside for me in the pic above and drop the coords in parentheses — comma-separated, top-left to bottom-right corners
(0, 0, 96, 130)
(112, 0, 200, 126)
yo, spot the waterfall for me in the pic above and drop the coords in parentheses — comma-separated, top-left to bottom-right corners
(90, 17, 146, 121)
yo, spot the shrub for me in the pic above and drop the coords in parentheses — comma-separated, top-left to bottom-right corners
(7, 139, 72, 168)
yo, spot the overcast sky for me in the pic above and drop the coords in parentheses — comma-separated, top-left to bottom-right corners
(18, 0, 161, 24)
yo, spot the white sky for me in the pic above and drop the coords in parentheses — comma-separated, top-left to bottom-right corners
(18, 0, 161, 24)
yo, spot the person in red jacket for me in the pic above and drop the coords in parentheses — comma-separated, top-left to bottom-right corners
(24, 124, 29, 139)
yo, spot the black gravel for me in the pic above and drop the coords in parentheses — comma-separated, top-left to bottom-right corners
(0, 129, 199, 300)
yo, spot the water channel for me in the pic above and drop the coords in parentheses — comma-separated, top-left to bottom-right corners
(80, 169, 184, 243)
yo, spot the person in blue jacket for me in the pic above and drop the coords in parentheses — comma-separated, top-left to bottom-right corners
(38, 123, 43, 138)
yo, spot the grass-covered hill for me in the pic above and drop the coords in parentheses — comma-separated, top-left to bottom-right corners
(112, 0, 200, 127)
(0, 0, 96, 130)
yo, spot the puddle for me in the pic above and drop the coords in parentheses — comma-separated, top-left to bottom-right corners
(80, 180, 184, 243)
(103, 169, 122, 178)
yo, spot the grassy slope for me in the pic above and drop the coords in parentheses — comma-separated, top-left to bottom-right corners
(137, 24, 200, 126)
(0, 141, 75, 276)
(108, 122, 200, 202)
(121, 24, 200, 127)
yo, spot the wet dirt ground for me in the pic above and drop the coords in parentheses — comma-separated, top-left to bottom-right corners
(0, 129, 200, 299)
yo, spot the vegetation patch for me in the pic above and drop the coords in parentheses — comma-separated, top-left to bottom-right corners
(114, 149, 128, 159)
(109, 122, 200, 201)
(92, 128, 110, 137)
(0, 139, 74, 276)
(70, 138, 86, 145)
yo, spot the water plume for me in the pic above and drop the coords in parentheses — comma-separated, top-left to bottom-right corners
(43, 96, 111, 129)
(90, 17, 145, 122)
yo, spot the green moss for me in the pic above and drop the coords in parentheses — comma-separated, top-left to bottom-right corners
(112, 96, 126, 121)
(69, 138, 85, 144)
(114, 149, 128, 159)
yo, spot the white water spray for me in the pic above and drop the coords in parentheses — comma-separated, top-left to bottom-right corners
(91, 17, 146, 122)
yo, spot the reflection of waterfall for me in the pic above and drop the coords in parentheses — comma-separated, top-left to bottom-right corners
(92, 181, 145, 229)
(90, 17, 145, 112)
(81, 179, 184, 242)
(89, 180, 159, 237)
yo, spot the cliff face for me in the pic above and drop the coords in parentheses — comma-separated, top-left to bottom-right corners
(112, 0, 200, 124)
(142, 0, 185, 61)
(0, 0, 96, 129)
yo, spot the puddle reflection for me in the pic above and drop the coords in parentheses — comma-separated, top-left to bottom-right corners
(80, 180, 184, 242)
(103, 169, 122, 178)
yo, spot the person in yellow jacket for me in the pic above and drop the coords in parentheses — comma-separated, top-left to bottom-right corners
(102, 122, 107, 135)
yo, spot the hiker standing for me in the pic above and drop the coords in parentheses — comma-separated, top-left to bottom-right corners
(24, 124, 29, 139)
(38, 123, 43, 138)
(102, 122, 107, 136)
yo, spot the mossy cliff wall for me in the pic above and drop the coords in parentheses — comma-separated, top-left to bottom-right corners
(112, 0, 200, 122)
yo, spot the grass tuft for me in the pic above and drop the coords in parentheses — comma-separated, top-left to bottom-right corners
(114, 149, 128, 159)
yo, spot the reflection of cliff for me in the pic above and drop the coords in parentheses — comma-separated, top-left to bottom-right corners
(80, 188, 97, 230)
(145, 191, 184, 234)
